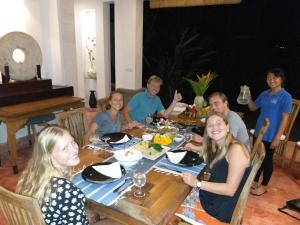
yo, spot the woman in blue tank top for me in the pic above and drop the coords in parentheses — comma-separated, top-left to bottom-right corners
(182, 113, 251, 223)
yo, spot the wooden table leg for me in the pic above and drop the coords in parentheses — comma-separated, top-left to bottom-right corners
(6, 119, 27, 174)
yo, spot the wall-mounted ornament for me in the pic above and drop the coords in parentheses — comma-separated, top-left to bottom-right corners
(0, 31, 42, 81)
(85, 36, 96, 79)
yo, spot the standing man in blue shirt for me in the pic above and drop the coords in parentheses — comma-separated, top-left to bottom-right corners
(123, 75, 182, 128)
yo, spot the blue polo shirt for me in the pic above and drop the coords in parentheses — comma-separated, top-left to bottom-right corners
(254, 89, 292, 142)
(128, 90, 164, 122)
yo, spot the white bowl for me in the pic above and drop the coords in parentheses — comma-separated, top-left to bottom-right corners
(172, 102, 188, 115)
(173, 135, 184, 142)
(142, 133, 153, 141)
(114, 149, 142, 167)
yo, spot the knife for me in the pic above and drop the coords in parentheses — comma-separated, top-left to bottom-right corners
(113, 177, 132, 193)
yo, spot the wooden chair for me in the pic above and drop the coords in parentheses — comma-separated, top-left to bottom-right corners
(230, 142, 266, 225)
(288, 141, 300, 175)
(116, 87, 145, 106)
(250, 118, 270, 160)
(0, 186, 46, 225)
(97, 87, 145, 113)
(0, 121, 1, 166)
(275, 98, 300, 168)
(25, 113, 56, 145)
(236, 111, 244, 119)
(56, 108, 88, 147)
(97, 97, 109, 113)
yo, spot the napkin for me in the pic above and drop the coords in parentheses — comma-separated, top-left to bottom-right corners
(166, 151, 187, 164)
(173, 106, 186, 112)
(110, 134, 130, 144)
(173, 102, 187, 112)
(92, 162, 122, 179)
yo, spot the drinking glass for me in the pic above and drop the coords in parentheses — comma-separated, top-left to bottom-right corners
(183, 131, 193, 142)
(89, 133, 100, 145)
(145, 114, 153, 125)
(133, 169, 146, 198)
(102, 136, 111, 149)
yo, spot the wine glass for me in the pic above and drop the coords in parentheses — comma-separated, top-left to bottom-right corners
(145, 114, 153, 126)
(102, 136, 111, 149)
(133, 169, 146, 198)
(183, 131, 193, 142)
(89, 133, 100, 145)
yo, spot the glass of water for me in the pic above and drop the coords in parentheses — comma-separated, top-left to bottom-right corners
(133, 169, 146, 198)
(89, 133, 100, 145)
(101, 136, 111, 149)
(145, 114, 153, 125)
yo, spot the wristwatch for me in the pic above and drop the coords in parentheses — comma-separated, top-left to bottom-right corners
(196, 180, 202, 188)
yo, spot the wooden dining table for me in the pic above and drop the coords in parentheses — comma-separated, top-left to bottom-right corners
(75, 126, 204, 225)
(0, 96, 84, 173)
(76, 147, 190, 225)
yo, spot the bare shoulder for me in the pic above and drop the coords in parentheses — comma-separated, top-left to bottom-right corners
(227, 143, 250, 165)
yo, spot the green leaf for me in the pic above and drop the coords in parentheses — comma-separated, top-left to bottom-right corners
(149, 143, 163, 152)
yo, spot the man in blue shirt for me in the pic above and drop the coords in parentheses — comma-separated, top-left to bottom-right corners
(123, 75, 182, 128)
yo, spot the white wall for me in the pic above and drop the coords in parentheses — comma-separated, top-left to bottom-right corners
(115, 0, 143, 89)
(74, 0, 144, 99)
(0, 0, 42, 44)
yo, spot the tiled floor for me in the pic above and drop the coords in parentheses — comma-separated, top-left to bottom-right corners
(0, 139, 299, 225)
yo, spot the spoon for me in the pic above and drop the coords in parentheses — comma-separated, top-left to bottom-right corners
(113, 177, 132, 193)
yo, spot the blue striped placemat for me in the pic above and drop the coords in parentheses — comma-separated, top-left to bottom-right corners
(72, 171, 134, 206)
(154, 156, 206, 177)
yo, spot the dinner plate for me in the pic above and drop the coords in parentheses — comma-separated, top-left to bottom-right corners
(191, 126, 204, 136)
(166, 149, 203, 167)
(101, 132, 132, 145)
(82, 162, 126, 184)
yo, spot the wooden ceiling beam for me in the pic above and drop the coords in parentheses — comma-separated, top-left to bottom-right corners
(150, 0, 242, 8)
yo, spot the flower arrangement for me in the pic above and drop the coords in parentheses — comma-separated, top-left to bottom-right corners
(85, 36, 96, 77)
(184, 71, 218, 96)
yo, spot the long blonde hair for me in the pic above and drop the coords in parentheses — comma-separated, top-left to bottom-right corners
(202, 113, 246, 168)
(16, 126, 74, 204)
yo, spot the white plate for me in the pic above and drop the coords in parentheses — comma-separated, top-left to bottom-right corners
(132, 141, 171, 160)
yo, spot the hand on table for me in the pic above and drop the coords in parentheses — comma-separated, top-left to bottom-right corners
(182, 172, 197, 187)
(127, 121, 140, 129)
(184, 142, 202, 152)
(192, 134, 203, 143)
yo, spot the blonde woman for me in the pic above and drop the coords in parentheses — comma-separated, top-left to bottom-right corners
(181, 113, 250, 224)
(16, 126, 119, 225)
(16, 126, 90, 224)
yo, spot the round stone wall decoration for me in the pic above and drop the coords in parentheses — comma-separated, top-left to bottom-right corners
(0, 31, 42, 81)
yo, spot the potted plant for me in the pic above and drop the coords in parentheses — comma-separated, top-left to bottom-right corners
(184, 71, 218, 109)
